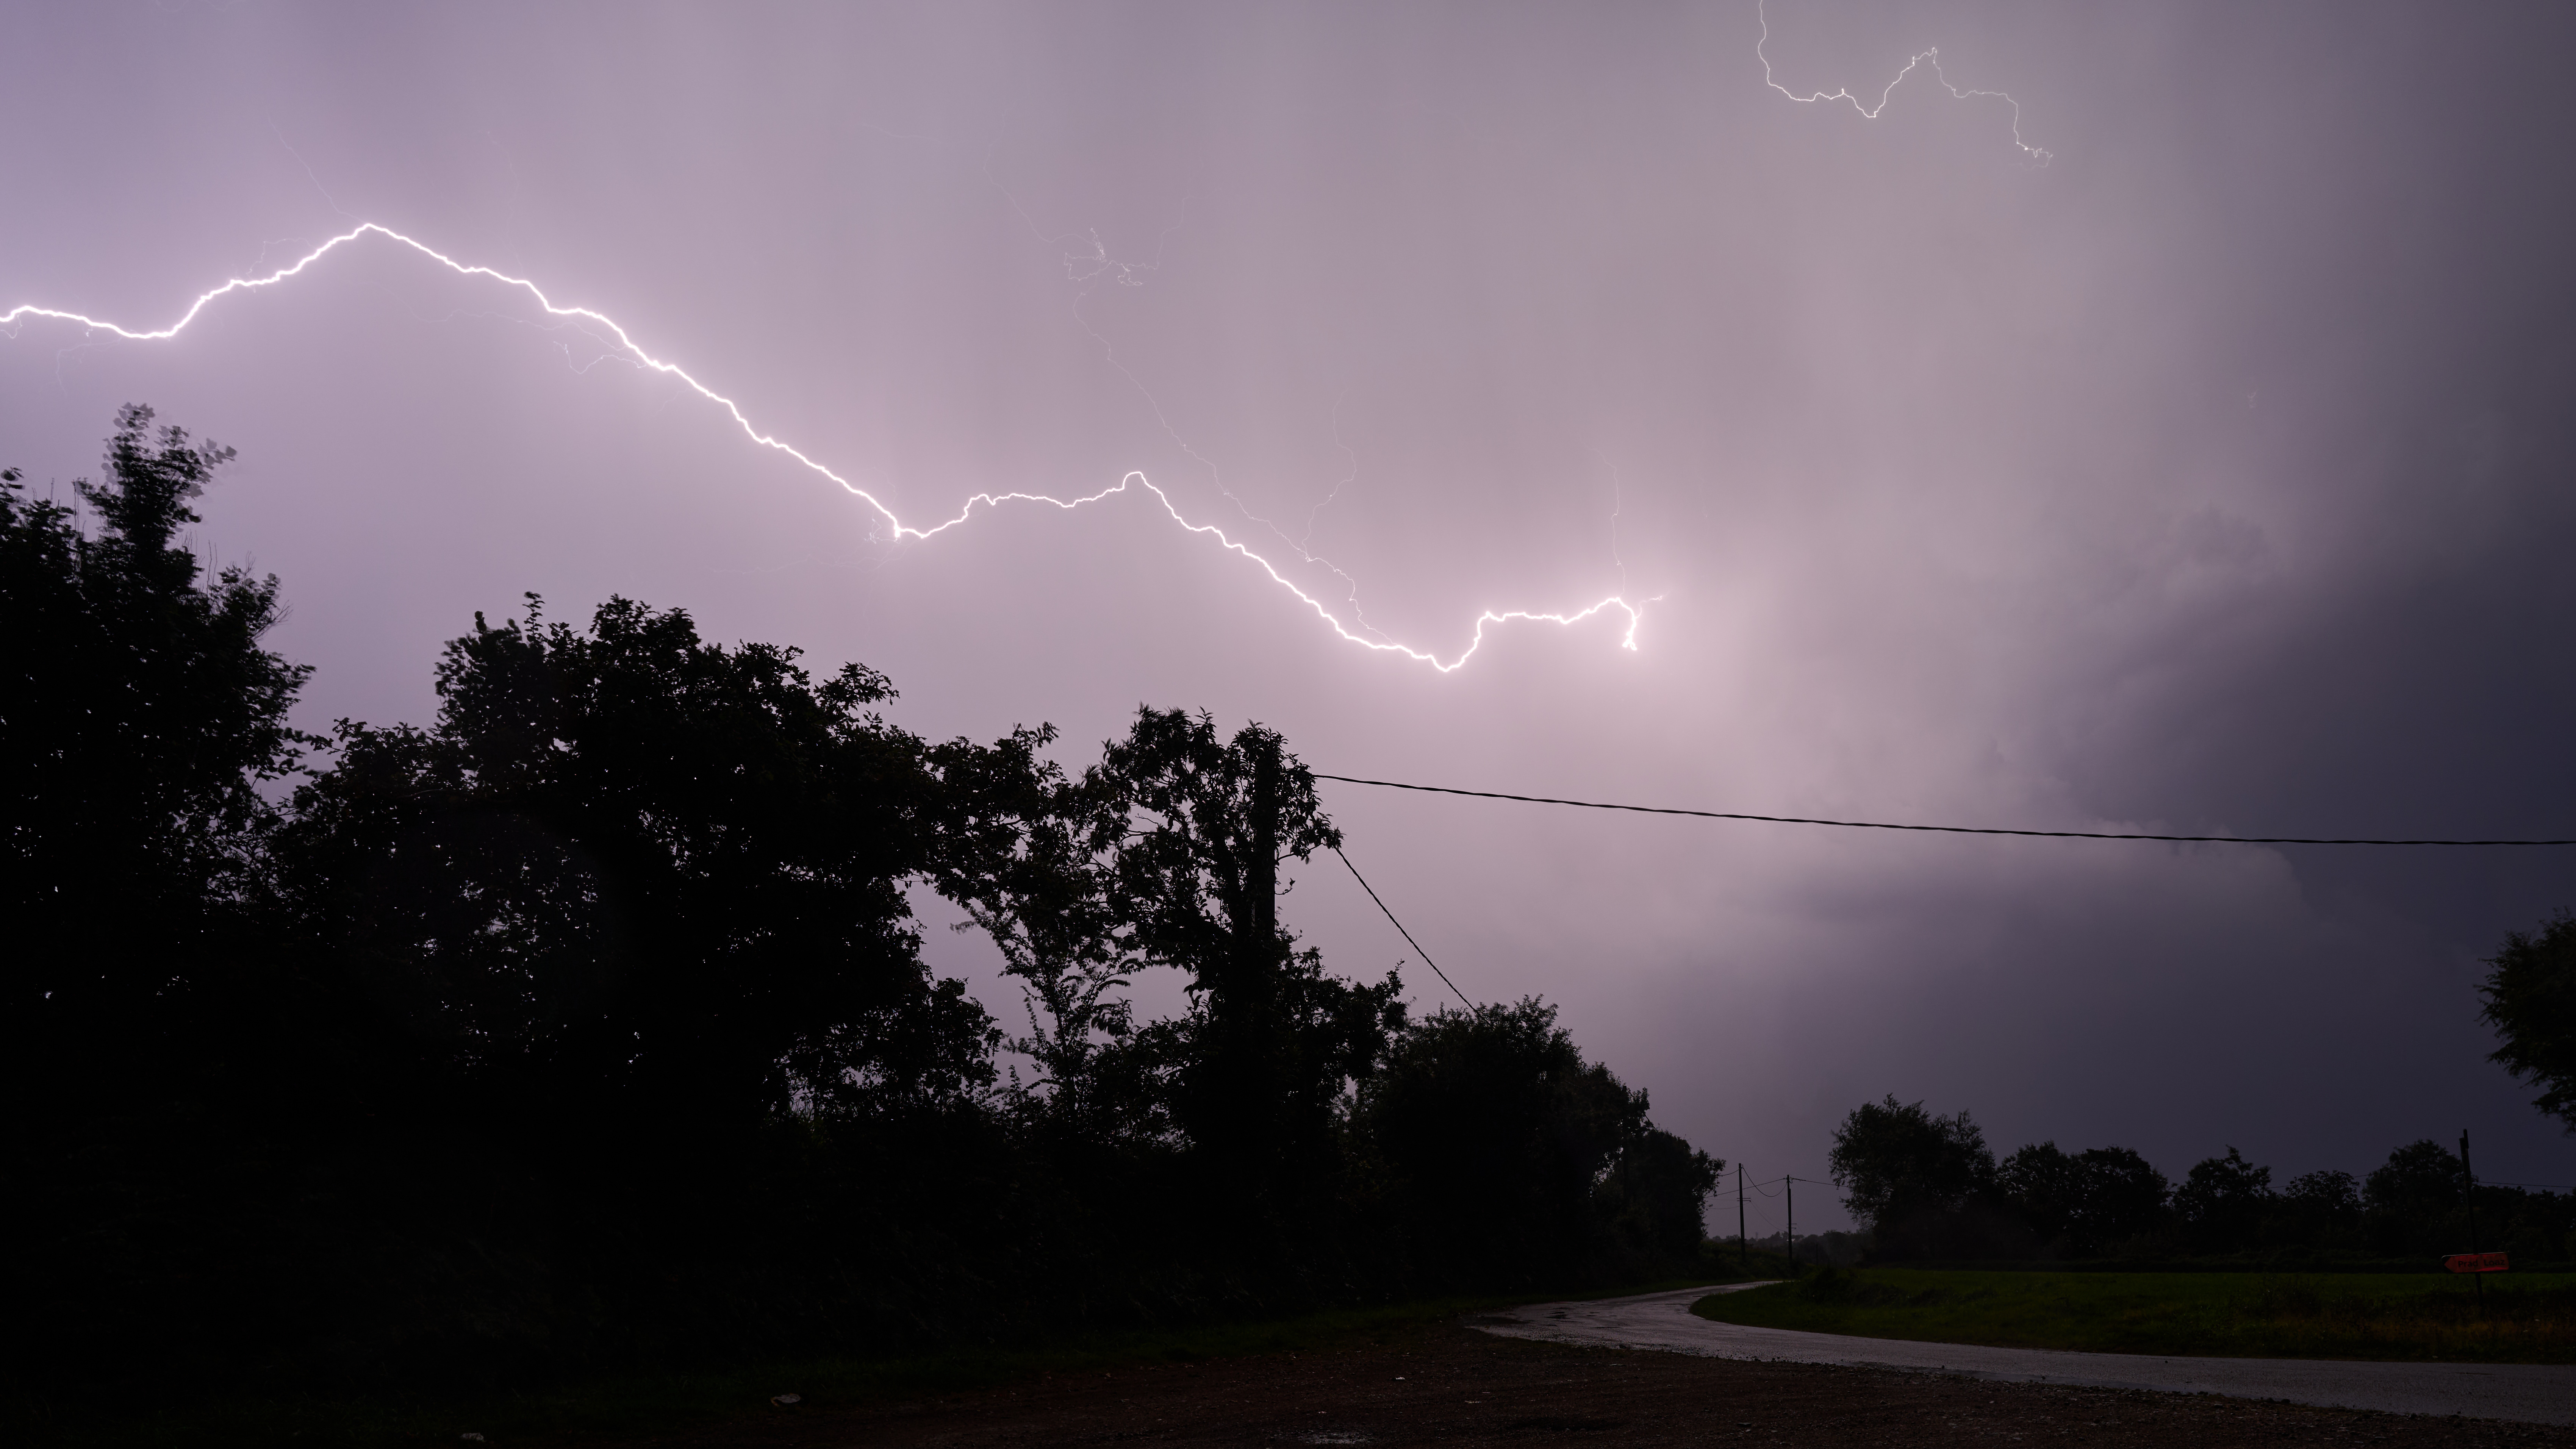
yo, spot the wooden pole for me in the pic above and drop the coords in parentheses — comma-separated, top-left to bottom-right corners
(1738, 1163, 1748, 1272)
(2462, 1130, 2485, 1316)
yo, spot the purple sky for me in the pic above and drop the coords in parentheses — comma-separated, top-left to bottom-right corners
(7, 1, 2573, 1232)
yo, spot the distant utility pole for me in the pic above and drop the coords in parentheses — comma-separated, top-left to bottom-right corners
(1786, 1175, 1796, 1275)
(2462, 1129, 2485, 1315)
(1738, 1164, 1748, 1272)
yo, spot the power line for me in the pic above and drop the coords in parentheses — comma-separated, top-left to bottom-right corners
(1330, 843, 1472, 1007)
(1315, 775, 2576, 847)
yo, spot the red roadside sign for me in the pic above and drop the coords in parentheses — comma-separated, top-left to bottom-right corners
(2445, 1251, 2509, 1273)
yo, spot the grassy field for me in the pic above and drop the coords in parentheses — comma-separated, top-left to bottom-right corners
(1692, 1267, 2576, 1364)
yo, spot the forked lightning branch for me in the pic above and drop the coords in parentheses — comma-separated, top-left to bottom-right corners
(2, 12, 2044, 672)
(1, 222, 1645, 675)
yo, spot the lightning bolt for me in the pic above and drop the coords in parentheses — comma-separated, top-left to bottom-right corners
(2, 222, 1645, 673)
(1758, 0, 2052, 166)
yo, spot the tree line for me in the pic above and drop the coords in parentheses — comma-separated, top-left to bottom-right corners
(3, 409, 1724, 1397)
(1824, 844, 2576, 1270)
(1827, 1097, 2576, 1265)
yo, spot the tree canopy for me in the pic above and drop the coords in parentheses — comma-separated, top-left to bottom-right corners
(4, 406, 315, 1116)
(1823, 1093, 2569, 1266)
(7, 406, 1728, 1400)
(1828, 1096, 1999, 1257)
(2480, 912, 2576, 1132)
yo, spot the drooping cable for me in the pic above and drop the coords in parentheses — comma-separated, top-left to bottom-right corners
(1331, 844, 1472, 1007)
(1315, 775, 2576, 847)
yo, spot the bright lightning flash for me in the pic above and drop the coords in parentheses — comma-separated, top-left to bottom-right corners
(2, 223, 1644, 673)
(1758, 0, 2051, 166)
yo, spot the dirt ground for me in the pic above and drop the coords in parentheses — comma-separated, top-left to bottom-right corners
(603, 1322, 2576, 1448)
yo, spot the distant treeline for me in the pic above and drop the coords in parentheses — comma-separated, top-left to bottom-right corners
(1828, 1097, 2574, 1266)
(3, 410, 1724, 1397)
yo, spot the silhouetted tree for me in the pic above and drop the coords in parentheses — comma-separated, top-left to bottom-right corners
(2480, 912, 2576, 1132)
(3, 408, 316, 1111)
(927, 723, 1166, 1146)
(9, 411, 1733, 1395)
(1595, 1123, 1725, 1266)
(2273, 1168, 2365, 1251)
(1997, 1142, 2171, 1257)
(1829, 1097, 1998, 1258)
(2070, 1146, 2173, 1253)
(1093, 709, 1404, 1210)
(6, 411, 342, 1395)
(276, 594, 998, 1126)
(2366, 1139, 2468, 1256)
(1353, 999, 1716, 1287)
(1997, 1142, 2080, 1252)
(2175, 1147, 2274, 1254)
(1856, 1095, 2573, 1266)
(2359, 1141, 2576, 1261)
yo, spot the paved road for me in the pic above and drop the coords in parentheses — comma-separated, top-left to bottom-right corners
(1473, 1283, 2576, 1426)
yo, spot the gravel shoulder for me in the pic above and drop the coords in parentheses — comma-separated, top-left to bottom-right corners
(1479, 1283, 2576, 1426)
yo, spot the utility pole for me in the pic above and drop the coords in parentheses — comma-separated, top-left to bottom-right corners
(1239, 735, 1282, 1087)
(1216, 732, 1283, 1202)
(1787, 1175, 1799, 1274)
(1738, 1163, 1748, 1272)
(2462, 1130, 2485, 1316)
(1247, 733, 1279, 1001)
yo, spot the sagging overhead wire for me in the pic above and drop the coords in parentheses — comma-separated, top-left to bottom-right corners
(1315, 776, 2576, 847)
(1331, 844, 1473, 1007)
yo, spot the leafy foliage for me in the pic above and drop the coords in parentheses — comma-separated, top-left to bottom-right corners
(1092, 710, 1405, 1204)
(1997, 1143, 2171, 1257)
(929, 722, 1139, 1126)
(275, 593, 996, 1123)
(1354, 999, 1717, 1287)
(3, 407, 316, 1106)
(2481, 913, 2576, 1132)
(1828, 1097, 2007, 1257)
(1828, 1099, 2576, 1267)
(7, 409, 1725, 1403)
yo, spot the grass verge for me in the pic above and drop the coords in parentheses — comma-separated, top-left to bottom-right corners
(1692, 1267, 2576, 1363)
